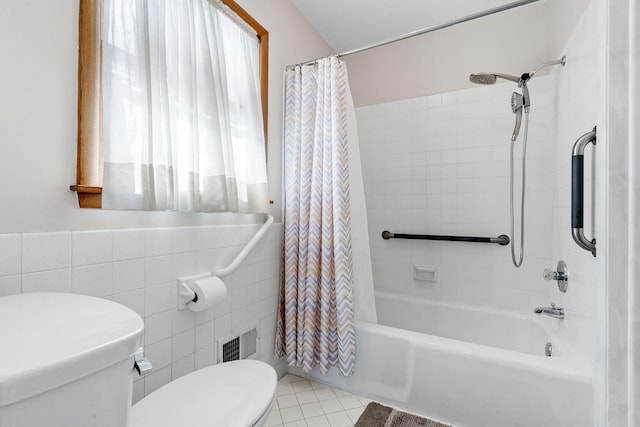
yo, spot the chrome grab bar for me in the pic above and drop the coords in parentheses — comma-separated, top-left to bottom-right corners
(381, 230, 510, 246)
(571, 127, 597, 257)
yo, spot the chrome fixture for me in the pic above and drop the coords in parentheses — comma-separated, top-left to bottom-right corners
(469, 56, 566, 268)
(544, 260, 569, 293)
(571, 127, 597, 257)
(534, 303, 565, 320)
(545, 342, 553, 357)
(133, 347, 153, 376)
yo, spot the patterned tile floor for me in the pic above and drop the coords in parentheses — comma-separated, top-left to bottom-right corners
(266, 373, 372, 427)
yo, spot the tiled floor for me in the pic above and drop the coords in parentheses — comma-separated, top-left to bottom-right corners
(267, 373, 372, 427)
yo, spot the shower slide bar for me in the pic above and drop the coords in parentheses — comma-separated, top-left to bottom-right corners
(571, 127, 597, 257)
(381, 230, 510, 246)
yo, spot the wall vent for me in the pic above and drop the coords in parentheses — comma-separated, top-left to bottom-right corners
(222, 337, 240, 362)
(217, 326, 258, 363)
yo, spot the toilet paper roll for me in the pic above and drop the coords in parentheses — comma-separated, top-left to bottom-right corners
(187, 276, 227, 312)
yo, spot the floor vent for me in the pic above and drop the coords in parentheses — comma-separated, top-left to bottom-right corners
(218, 326, 258, 363)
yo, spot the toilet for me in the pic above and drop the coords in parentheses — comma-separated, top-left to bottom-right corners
(130, 359, 277, 427)
(0, 292, 277, 427)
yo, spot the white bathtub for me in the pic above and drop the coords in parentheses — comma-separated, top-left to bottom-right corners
(295, 291, 594, 426)
(376, 291, 560, 356)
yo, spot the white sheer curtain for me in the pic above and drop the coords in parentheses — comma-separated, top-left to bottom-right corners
(102, 0, 268, 213)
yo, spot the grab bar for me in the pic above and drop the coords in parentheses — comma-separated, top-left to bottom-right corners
(571, 127, 597, 257)
(216, 214, 274, 277)
(381, 230, 510, 246)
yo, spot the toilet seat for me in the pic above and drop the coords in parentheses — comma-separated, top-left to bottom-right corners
(130, 360, 277, 427)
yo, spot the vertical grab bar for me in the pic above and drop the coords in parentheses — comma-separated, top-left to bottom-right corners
(571, 126, 597, 257)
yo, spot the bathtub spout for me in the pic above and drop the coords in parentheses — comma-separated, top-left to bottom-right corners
(534, 303, 564, 319)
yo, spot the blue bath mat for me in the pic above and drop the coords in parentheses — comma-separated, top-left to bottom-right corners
(355, 402, 452, 427)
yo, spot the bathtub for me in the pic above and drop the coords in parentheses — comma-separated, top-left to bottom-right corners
(294, 291, 593, 426)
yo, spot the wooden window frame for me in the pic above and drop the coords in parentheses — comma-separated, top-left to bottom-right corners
(71, 0, 269, 208)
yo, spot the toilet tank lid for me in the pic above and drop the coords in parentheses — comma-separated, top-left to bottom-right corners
(0, 292, 144, 407)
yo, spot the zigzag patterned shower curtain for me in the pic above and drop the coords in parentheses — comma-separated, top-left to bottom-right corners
(275, 57, 356, 376)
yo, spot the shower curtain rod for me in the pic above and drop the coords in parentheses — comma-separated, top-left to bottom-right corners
(286, 0, 539, 69)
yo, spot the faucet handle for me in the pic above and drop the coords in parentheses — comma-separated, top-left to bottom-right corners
(550, 302, 556, 309)
(543, 260, 568, 293)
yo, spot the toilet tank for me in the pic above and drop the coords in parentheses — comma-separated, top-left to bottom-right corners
(0, 292, 144, 427)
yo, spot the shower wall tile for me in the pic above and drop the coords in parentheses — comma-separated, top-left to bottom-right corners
(356, 0, 603, 378)
(0, 221, 284, 404)
(357, 77, 556, 312)
(549, 0, 605, 372)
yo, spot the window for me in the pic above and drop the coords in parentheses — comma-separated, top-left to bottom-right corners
(71, 0, 269, 211)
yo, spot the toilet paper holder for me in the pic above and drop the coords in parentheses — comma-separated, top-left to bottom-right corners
(177, 272, 210, 310)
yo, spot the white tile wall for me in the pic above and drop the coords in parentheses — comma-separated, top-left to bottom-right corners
(0, 234, 21, 276)
(0, 222, 284, 403)
(355, 0, 604, 378)
(357, 77, 557, 311)
(549, 0, 605, 370)
(22, 232, 72, 273)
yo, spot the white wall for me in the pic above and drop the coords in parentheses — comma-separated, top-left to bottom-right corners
(0, 0, 331, 232)
(344, 0, 589, 107)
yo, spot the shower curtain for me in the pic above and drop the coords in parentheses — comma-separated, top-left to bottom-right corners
(275, 57, 357, 376)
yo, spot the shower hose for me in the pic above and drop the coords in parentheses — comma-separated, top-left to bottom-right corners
(510, 111, 529, 268)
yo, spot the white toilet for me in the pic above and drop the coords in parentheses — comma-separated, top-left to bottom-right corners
(130, 360, 277, 427)
(0, 292, 277, 427)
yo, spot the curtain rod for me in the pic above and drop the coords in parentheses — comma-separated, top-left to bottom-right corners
(286, 0, 540, 69)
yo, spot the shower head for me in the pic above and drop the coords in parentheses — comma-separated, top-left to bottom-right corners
(469, 73, 497, 85)
(511, 92, 524, 142)
(469, 56, 567, 87)
(511, 92, 524, 113)
(469, 72, 521, 85)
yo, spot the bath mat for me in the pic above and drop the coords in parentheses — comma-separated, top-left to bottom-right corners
(355, 402, 452, 427)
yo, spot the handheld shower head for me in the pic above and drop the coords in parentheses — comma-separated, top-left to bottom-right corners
(511, 92, 523, 112)
(511, 92, 524, 113)
(511, 92, 524, 142)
